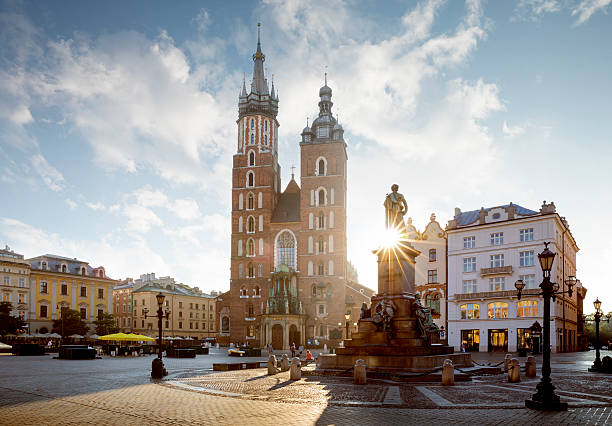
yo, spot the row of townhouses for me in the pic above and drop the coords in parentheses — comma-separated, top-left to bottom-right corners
(0, 249, 219, 339)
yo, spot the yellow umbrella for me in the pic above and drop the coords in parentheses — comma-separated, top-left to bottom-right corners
(97, 333, 155, 342)
(98, 333, 129, 341)
(125, 333, 156, 342)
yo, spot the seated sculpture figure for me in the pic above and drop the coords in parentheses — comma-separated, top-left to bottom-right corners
(413, 294, 439, 342)
(372, 295, 395, 331)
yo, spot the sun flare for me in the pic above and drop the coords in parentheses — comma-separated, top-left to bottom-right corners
(381, 228, 402, 248)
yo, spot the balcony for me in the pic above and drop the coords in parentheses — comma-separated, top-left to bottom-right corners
(480, 266, 513, 277)
(454, 288, 540, 301)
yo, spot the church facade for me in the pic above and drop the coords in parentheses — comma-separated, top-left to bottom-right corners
(216, 30, 372, 349)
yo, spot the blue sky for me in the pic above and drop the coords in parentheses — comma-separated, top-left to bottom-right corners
(1, 0, 611, 313)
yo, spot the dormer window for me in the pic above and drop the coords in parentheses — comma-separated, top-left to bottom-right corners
(81, 267, 86, 276)
(41, 261, 47, 270)
(61, 264, 67, 273)
(98, 270, 104, 278)
(317, 127, 329, 138)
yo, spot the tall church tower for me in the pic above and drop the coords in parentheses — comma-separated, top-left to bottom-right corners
(298, 76, 348, 340)
(225, 25, 280, 343)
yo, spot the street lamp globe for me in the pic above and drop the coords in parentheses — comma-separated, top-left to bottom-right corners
(156, 292, 165, 306)
(538, 243, 556, 275)
(593, 298, 601, 313)
(345, 311, 351, 321)
(514, 279, 525, 291)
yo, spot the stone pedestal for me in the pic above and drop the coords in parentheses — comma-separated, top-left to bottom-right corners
(267, 355, 279, 375)
(354, 359, 367, 385)
(508, 358, 520, 383)
(442, 359, 454, 386)
(317, 238, 470, 372)
(504, 354, 512, 372)
(526, 356, 536, 378)
(289, 358, 301, 380)
(280, 354, 290, 372)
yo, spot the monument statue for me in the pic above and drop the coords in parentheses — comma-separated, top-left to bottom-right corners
(384, 184, 408, 232)
(372, 295, 396, 331)
(413, 294, 439, 342)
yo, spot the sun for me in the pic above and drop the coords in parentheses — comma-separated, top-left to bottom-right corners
(381, 227, 402, 249)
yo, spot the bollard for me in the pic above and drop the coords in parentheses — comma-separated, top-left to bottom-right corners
(504, 354, 512, 371)
(289, 357, 301, 380)
(508, 358, 520, 383)
(280, 354, 290, 372)
(442, 359, 454, 386)
(354, 359, 367, 385)
(525, 356, 536, 378)
(267, 355, 279, 375)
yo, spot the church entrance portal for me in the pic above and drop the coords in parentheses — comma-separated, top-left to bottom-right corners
(289, 324, 300, 348)
(272, 324, 283, 349)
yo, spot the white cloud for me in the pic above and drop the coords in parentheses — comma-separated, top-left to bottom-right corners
(66, 199, 77, 209)
(572, 0, 611, 25)
(514, 0, 562, 21)
(502, 120, 526, 138)
(29, 154, 64, 191)
(9, 105, 33, 125)
(133, 185, 169, 208)
(123, 204, 163, 233)
(86, 202, 105, 211)
(171, 198, 201, 221)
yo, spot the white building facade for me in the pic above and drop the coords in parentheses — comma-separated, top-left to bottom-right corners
(446, 202, 583, 353)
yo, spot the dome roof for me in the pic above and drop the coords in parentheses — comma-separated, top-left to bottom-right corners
(319, 84, 332, 97)
(312, 115, 332, 127)
(333, 123, 343, 130)
(302, 125, 312, 134)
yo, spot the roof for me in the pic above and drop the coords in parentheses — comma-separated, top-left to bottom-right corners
(27, 254, 110, 278)
(133, 283, 216, 299)
(455, 204, 538, 227)
(271, 179, 301, 223)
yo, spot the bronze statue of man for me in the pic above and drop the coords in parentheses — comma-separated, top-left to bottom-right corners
(384, 184, 408, 232)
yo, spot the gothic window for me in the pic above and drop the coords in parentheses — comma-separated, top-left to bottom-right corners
(250, 119, 254, 129)
(275, 231, 296, 270)
(247, 239, 255, 257)
(247, 216, 255, 233)
(308, 261, 313, 276)
(247, 263, 255, 278)
(317, 238, 325, 254)
(247, 193, 255, 210)
(318, 189, 326, 206)
(264, 120, 268, 131)
(264, 134, 268, 145)
(240, 286, 248, 297)
(257, 264, 262, 277)
(308, 236, 313, 254)
(318, 212, 325, 229)
(318, 263, 325, 276)
(248, 303, 254, 317)
(248, 151, 255, 166)
(317, 158, 326, 176)
(312, 284, 317, 296)
(246, 171, 254, 188)
(239, 193, 244, 210)
(222, 316, 230, 332)
(250, 134, 254, 144)
(254, 286, 261, 296)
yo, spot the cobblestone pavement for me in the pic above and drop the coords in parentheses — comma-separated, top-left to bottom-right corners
(1, 350, 611, 425)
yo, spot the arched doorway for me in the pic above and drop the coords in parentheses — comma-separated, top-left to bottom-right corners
(289, 324, 300, 347)
(272, 324, 283, 350)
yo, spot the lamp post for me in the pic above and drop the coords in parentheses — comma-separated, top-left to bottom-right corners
(587, 298, 611, 372)
(515, 242, 575, 411)
(344, 311, 351, 340)
(144, 292, 170, 379)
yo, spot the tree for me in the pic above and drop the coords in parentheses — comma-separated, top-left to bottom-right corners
(93, 313, 119, 336)
(52, 309, 89, 336)
(0, 302, 25, 336)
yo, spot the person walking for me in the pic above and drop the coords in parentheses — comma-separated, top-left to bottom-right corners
(290, 342, 296, 358)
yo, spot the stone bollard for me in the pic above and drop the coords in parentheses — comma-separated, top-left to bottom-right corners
(525, 356, 536, 378)
(504, 354, 512, 371)
(267, 355, 279, 375)
(508, 358, 520, 383)
(442, 359, 454, 386)
(289, 357, 301, 380)
(280, 354, 290, 372)
(354, 359, 367, 385)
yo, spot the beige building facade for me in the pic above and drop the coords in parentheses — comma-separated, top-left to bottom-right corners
(0, 246, 31, 323)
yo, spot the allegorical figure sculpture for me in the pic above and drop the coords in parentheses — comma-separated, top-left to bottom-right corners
(384, 184, 408, 232)
(413, 294, 439, 342)
(372, 295, 396, 331)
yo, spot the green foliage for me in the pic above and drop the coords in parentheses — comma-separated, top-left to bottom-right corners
(93, 312, 119, 336)
(584, 314, 612, 346)
(0, 302, 26, 335)
(52, 309, 89, 336)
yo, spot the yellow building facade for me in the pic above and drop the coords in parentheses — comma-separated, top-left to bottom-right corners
(0, 246, 30, 322)
(27, 254, 117, 334)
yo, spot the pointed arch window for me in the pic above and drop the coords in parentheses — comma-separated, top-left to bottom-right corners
(254, 285, 261, 296)
(275, 231, 296, 270)
(247, 193, 255, 210)
(248, 151, 255, 166)
(317, 158, 326, 176)
(318, 212, 325, 229)
(246, 171, 254, 188)
(317, 238, 325, 254)
(240, 286, 248, 297)
(264, 120, 268, 131)
(318, 189, 326, 206)
(251, 119, 254, 129)
(264, 135, 268, 145)
(318, 263, 325, 276)
(247, 263, 255, 278)
(247, 216, 256, 233)
(250, 134, 254, 145)
(246, 239, 255, 257)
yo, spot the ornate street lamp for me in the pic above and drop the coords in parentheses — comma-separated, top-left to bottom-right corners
(144, 292, 170, 379)
(515, 242, 574, 411)
(344, 311, 351, 340)
(586, 298, 611, 372)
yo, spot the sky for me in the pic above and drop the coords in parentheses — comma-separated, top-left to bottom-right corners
(1, 0, 611, 314)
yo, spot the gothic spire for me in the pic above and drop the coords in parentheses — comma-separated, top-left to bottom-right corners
(240, 73, 247, 97)
(251, 23, 268, 95)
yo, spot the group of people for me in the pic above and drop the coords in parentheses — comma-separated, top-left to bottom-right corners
(266, 342, 313, 362)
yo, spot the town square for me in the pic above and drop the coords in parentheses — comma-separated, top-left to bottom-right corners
(1, 1, 612, 425)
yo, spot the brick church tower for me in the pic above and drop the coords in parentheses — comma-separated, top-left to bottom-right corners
(217, 29, 368, 349)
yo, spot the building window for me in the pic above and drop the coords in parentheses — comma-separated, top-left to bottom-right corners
(3, 276, 9, 285)
(165, 320, 169, 328)
(463, 236, 475, 249)
(257, 263, 262, 277)
(425, 293, 440, 314)
(179, 321, 183, 329)
(463, 257, 476, 272)
(247, 325, 254, 337)
(238, 263, 244, 278)
(250, 133, 254, 144)
(264, 134, 268, 145)
(18, 293, 25, 304)
(318, 189, 326, 206)
(264, 120, 268, 131)
(318, 304, 326, 315)
(80, 286, 87, 297)
(18, 277, 25, 287)
(318, 212, 325, 229)
(487, 302, 508, 319)
(40, 281, 48, 294)
(221, 316, 229, 332)
(61, 283, 68, 295)
(490, 232, 503, 245)
(489, 277, 505, 291)
(248, 303, 254, 317)
(247, 193, 255, 210)
(490, 254, 504, 268)
(247, 238, 255, 257)
(517, 300, 538, 317)
(190, 312, 193, 319)
(246, 171, 254, 187)
(318, 263, 325, 276)
(247, 216, 255, 233)
(254, 286, 260, 296)
(318, 238, 325, 254)
(519, 274, 536, 289)
(202, 322, 206, 330)
(460, 303, 479, 319)
(240, 286, 248, 297)
(40, 305, 48, 318)
(41, 261, 47, 270)
(179, 301, 183, 308)
(247, 263, 255, 278)
(462, 279, 477, 293)
(317, 158, 326, 176)
(429, 249, 437, 262)
(98, 288, 104, 299)
(249, 151, 255, 166)
(519, 250, 535, 267)
(179, 311, 183, 317)
(251, 119, 254, 129)
(427, 270, 437, 284)
(275, 231, 296, 270)
(520, 228, 534, 242)
(80, 308, 87, 319)
(97, 309, 104, 320)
